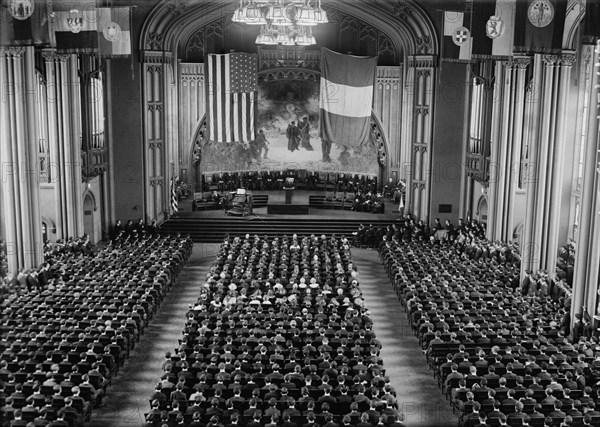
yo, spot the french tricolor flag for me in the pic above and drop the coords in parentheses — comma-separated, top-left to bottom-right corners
(319, 48, 377, 148)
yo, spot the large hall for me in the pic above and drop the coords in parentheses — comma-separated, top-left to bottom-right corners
(1, 0, 600, 426)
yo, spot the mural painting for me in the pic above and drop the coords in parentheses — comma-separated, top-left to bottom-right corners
(200, 78, 379, 175)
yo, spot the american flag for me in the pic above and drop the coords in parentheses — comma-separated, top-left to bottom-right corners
(206, 53, 258, 143)
(170, 177, 179, 214)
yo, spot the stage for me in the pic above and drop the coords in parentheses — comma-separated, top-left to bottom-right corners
(175, 190, 401, 221)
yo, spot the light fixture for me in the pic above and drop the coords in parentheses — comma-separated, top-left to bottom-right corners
(296, 0, 317, 26)
(234, 0, 327, 46)
(255, 25, 277, 45)
(243, 0, 266, 25)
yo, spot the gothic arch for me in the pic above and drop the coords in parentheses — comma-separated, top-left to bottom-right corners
(139, 0, 439, 222)
(140, 0, 438, 59)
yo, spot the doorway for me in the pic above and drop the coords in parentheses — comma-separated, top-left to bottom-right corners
(83, 193, 95, 241)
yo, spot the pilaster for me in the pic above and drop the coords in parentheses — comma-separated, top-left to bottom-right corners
(406, 55, 435, 222)
(572, 41, 600, 325)
(0, 46, 43, 273)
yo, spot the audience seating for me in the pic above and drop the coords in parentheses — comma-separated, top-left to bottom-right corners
(0, 231, 192, 427)
(372, 217, 597, 427)
(145, 233, 406, 427)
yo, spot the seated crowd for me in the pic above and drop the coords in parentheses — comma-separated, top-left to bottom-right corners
(376, 221, 600, 427)
(354, 217, 494, 252)
(146, 233, 405, 427)
(0, 231, 193, 427)
(556, 242, 575, 289)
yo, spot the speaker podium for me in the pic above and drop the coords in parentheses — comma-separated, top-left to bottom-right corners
(284, 188, 294, 204)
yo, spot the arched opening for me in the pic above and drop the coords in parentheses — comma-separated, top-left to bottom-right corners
(41, 222, 48, 244)
(513, 223, 524, 249)
(83, 193, 96, 242)
(477, 196, 488, 225)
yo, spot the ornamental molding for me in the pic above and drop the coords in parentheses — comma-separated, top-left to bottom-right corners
(3, 46, 25, 58)
(507, 56, 532, 70)
(258, 69, 320, 82)
(408, 55, 436, 69)
(142, 50, 172, 64)
(415, 105, 429, 116)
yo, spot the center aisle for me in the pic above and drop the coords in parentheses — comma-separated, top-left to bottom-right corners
(351, 248, 457, 427)
(88, 243, 217, 427)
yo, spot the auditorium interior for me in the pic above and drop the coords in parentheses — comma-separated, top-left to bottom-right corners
(1, 0, 600, 426)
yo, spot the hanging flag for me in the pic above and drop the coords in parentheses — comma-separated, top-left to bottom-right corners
(319, 48, 377, 148)
(96, 7, 131, 57)
(514, 0, 568, 54)
(471, 0, 516, 58)
(49, 0, 97, 53)
(0, 0, 50, 46)
(583, 0, 600, 42)
(442, 5, 473, 62)
(171, 177, 179, 214)
(206, 53, 258, 143)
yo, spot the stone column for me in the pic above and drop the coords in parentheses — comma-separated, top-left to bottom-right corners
(44, 52, 84, 240)
(571, 41, 600, 323)
(0, 46, 43, 272)
(142, 51, 170, 222)
(406, 55, 435, 222)
(486, 61, 505, 241)
(523, 53, 576, 275)
(487, 57, 530, 242)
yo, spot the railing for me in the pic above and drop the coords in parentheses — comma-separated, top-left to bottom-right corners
(258, 45, 320, 71)
(466, 152, 490, 184)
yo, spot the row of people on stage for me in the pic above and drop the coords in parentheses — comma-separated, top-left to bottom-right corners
(351, 193, 385, 214)
(202, 172, 378, 194)
(382, 179, 406, 205)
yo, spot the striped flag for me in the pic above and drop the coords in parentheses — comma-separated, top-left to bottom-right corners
(97, 7, 131, 57)
(49, 0, 98, 53)
(171, 177, 179, 213)
(442, 6, 474, 62)
(471, 0, 516, 58)
(319, 48, 377, 148)
(206, 53, 258, 143)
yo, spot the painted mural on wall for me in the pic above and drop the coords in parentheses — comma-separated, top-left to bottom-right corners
(200, 78, 379, 175)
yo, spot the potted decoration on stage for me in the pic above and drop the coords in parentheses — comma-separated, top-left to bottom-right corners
(284, 177, 295, 190)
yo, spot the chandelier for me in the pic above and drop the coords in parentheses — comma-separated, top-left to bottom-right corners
(233, 0, 327, 46)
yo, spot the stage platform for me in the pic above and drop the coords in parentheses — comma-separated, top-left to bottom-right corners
(175, 190, 400, 221)
(163, 190, 402, 242)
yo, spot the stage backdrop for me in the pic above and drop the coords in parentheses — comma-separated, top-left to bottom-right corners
(200, 76, 378, 175)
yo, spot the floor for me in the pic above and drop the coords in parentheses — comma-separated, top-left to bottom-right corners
(351, 248, 457, 427)
(88, 244, 213, 427)
(89, 244, 455, 427)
